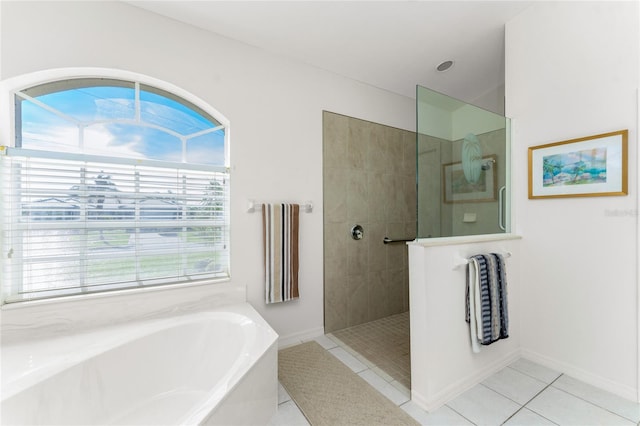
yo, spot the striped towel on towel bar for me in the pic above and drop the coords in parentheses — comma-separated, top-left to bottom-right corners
(465, 253, 509, 353)
(262, 203, 300, 304)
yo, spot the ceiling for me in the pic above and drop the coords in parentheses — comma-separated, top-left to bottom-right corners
(128, 1, 533, 104)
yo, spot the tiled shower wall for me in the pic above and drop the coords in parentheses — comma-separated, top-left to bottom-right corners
(323, 111, 416, 333)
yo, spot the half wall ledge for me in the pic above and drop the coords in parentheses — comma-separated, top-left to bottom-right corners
(409, 233, 522, 248)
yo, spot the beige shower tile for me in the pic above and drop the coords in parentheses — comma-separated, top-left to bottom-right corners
(324, 251, 347, 285)
(323, 222, 348, 258)
(402, 268, 410, 311)
(402, 174, 417, 222)
(386, 222, 407, 268)
(404, 222, 416, 243)
(367, 172, 387, 222)
(385, 174, 406, 222)
(387, 244, 406, 273)
(381, 172, 396, 199)
(324, 113, 414, 350)
(386, 269, 406, 316)
(324, 225, 348, 290)
(347, 170, 369, 223)
(402, 130, 417, 170)
(386, 221, 406, 237)
(323, 168, 347, 223)
(386, 126, 404, 167)
(324, 277, 348, 333)
(347, 274, 369, 327)
(369, 272, 390, 321)
(347, 119, 369, 170)
(323, 112, 349, 169)
(347, 270, 367, 297)
(346, 235, 368, 278)
(368, 125, 391, 172)
(367, 222, 386, 272)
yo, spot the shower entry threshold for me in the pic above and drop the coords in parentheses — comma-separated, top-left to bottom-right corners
(329, 311, 410, 389)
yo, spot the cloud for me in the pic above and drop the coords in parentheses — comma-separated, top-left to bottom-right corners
(84, 124, 147, 159)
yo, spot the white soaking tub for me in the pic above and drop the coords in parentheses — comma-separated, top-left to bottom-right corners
(1, 302, 279, 425)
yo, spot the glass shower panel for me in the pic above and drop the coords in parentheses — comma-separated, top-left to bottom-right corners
(416, 85, 510, 238)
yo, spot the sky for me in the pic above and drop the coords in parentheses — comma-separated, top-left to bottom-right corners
(19, 84, 226, 166)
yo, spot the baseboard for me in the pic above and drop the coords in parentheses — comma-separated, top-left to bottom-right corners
(520, 348, 638, 403)
(277, 326, 325, 349)
(411, 348, 522, 412)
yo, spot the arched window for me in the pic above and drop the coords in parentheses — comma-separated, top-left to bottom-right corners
(1, 72, 230, 303)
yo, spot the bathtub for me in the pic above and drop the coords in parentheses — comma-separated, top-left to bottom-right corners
(1, 302, 279, 425)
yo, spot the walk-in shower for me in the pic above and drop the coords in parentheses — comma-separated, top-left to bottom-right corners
(322, 88, 511, 391)
(322, 111, 415, 334)
(417, 85, 510, 238)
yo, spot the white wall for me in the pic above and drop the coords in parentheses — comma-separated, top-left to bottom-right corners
(409, 236, 522, 411)
(451, 105, 506, 141)
(472, 84, 505, 116)
(416, 99, 505, 142)
(506, 1, 639, 400)
(417, 99, 453, 140)
(0, 1, 415, 342)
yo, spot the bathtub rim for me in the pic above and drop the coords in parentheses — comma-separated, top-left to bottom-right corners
(1, 280, 246, 345)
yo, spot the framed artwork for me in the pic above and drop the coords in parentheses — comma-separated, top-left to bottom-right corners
(443, 155, 497, 203)
(528, 130, 628, 199)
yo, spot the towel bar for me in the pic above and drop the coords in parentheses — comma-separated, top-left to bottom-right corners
(453, 251, 511, 270)
(247, 199, 313, 213)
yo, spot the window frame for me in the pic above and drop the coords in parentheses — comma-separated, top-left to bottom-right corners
(0, 68, 231, 305)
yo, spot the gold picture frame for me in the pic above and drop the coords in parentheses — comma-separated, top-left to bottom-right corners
(528, 130, 628, 199)
(443, 155, 497, 203)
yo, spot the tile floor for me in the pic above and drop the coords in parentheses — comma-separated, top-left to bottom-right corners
(331, 311, 411, 388)
(269, 333, 640, 426)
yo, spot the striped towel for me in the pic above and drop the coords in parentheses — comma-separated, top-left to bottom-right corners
(262, 203, 300, 304)
(465, 253, 509, 352)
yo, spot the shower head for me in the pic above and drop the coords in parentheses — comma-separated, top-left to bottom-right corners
(481, 158, 496, 171)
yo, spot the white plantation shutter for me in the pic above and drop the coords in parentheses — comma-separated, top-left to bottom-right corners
(1, 148, 229, 302)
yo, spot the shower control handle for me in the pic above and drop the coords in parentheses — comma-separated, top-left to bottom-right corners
(351, 225, 364, 240)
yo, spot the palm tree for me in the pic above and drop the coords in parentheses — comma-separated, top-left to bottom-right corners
(572, 161, 587, 182)
(542, 158, 561, 184)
